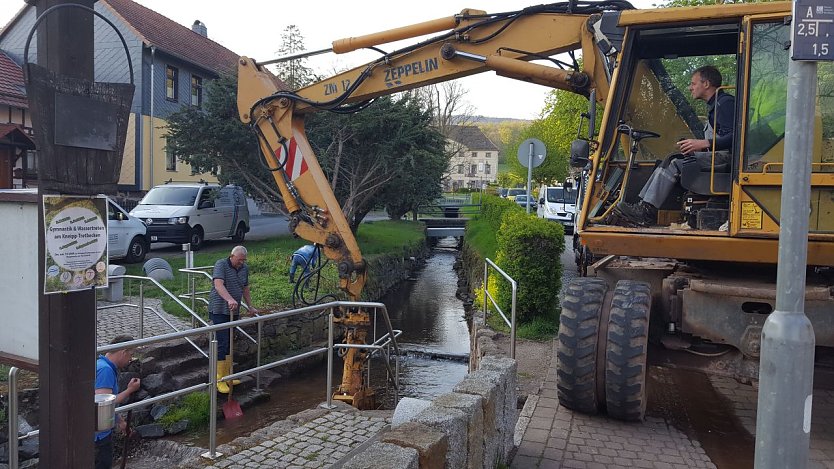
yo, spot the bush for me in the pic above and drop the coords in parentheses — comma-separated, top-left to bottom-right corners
(158, 392, 210, 431)
(480, 194, 521, 232)
(494, 210, 564, 322)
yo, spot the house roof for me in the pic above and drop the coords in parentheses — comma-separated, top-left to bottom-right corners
(0, 51, 27, 109)
(0, 123, 36, 149)
(446, 125, 499, 152)
(102, 0, 239, 76)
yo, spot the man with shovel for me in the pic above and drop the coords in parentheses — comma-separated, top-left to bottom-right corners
(209, 245, 261, 394)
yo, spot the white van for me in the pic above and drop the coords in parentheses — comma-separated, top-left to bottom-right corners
(130, 183, 250, 250)
(108, 199, 149, 263)
(537, 184, 578, 233)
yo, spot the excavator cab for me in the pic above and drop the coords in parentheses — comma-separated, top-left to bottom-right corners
(561, 7, 834, 422)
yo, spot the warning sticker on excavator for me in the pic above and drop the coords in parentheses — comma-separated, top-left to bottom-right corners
(741, 202, 763, 229)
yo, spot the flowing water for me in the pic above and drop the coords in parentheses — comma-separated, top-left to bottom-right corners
(181, 237, 469, 446)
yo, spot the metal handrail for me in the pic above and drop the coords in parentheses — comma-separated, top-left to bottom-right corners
(116, 274, 210, 327)
(7, 299, 403, 466)
(96, 303, 207, 358)
(483, 258, 517, 358)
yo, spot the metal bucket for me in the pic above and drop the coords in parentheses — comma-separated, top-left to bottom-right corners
(95, 393, 117, 432)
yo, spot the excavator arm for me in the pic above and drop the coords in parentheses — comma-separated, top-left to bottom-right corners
(236, 2, 630, 408)
(237, 2, 628, 302)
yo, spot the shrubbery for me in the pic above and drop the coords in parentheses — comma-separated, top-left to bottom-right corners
(469, 195, 565, 327)
(495, 210, 564, 322)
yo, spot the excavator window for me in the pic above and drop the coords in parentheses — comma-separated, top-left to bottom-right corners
(744, 20, 834, 173)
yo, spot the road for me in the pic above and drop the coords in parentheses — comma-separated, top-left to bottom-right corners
(145, 214, 292, 257)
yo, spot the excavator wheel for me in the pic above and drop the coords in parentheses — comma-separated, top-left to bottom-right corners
(604, 280, 651, 421)
(557, 277, 609, 414)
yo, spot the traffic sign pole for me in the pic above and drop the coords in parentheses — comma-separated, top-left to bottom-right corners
(754, 2, 824, 466)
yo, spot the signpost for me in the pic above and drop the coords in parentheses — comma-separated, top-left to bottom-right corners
(754, 1, 830, 467)
(517, 138, 546, 214)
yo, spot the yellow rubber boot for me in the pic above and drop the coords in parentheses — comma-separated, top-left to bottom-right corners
(216, 359, 230, 394)
(224, 357, 242, 386)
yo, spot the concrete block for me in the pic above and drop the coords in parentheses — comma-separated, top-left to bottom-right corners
(480, 357, 519, 459)
(453, 372, 501, 469)
(414, 405, 467, 469)
(391, 397, 432, 427)
(342, 442, 419, 469)
(434, 393, 484, 469)
(381, 421, 448, 469)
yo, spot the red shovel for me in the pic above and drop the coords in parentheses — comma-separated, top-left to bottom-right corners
(222, 324, 243, 419)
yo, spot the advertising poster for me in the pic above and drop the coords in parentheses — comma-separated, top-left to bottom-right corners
(43, 195, 108, 294)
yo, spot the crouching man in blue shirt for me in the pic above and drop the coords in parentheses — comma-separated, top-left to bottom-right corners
(95, 335, 141, 469)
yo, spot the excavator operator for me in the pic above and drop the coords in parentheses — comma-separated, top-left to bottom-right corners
(612, 65, 736, 227)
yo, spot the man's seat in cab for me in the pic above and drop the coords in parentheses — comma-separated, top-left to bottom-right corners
(679, 157, 731, 195)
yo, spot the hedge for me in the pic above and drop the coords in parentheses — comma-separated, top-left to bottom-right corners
(494, 209, 565, 322)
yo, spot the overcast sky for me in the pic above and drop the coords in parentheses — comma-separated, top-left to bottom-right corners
(2, 0, 659, 119)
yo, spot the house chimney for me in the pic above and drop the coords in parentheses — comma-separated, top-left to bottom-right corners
(191, 20, 207, 37)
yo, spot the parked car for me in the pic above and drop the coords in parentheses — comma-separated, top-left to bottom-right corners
(514, 194, 537, 210)
(506, 188, 526, 201)
(108, 199, 149, 263)
(498, 187, 509, 198)
(130, 183, 250, 250)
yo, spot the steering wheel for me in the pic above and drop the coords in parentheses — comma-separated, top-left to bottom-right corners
(617, 123, 661, 142)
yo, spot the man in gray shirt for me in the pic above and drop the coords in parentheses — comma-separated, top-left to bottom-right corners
(210, 245, 260, 393)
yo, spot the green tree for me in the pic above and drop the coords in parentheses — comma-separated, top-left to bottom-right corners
(506, 90, 597, 185)
(165, 74, 284, 212)
(306, 95, 447, 230)
(274, 25, 316, 89)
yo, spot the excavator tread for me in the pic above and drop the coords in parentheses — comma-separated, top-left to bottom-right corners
(557, 277, 608, 414)
(605, 280, 651, 421)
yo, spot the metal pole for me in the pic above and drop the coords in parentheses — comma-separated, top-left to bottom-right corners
(483, 261, 489, 322)
(322, 308, 336, 409)
(510, 280, 517, 359)
(526, 142, 534, 215)
(256, 321, 263, 391)
(138, 282, 144, 339)
(9, 366, 19, 469)
(204, 337, 220, 460)
(754, 32, 817, 468)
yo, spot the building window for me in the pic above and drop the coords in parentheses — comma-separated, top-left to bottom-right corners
(478, 162, 484, 172)
(471, 151, 477, 158)
(166, 65, 178, 101)
(457, 164, 464, 174)
(165, 142, 176, 171)
(191, 75, 202, 107)
(485, 163, 491, 175)
(470, 164, 477, 175)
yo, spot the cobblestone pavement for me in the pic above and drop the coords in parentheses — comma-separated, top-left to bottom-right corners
(709, 375, 834, 469)
(514, 338, 834, 469)
(512, 338, 714, 469)
(188, 408, 390, 469)
(96, 296, 192, 346)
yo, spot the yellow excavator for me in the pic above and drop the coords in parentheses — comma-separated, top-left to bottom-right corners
(237, 1, 834, 418)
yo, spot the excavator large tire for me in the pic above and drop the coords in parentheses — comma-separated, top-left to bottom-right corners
(557, 277, 608, 414)
(605, 280, 651, 421)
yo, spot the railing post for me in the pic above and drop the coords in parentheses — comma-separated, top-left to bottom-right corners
(138, 282, 144, 339)
(256, 320, 263, 391)
(203, 336, 221, 460)
(9, 366, 19, 469)
(190, 274, 196, 329)
(321, 308, 336, 409)
(483, 261, 489, 321)
(510, 280, 517, 359)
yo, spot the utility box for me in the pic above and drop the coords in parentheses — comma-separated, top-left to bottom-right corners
(104, 264, 127, 302)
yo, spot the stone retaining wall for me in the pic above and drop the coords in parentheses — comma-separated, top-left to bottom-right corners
(342, 318, 518, 469)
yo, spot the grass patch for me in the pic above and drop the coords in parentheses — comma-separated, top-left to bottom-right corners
(464, 217, 497, 260)
(121, 220, 424, 319)
(158, 392, 210, 431)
